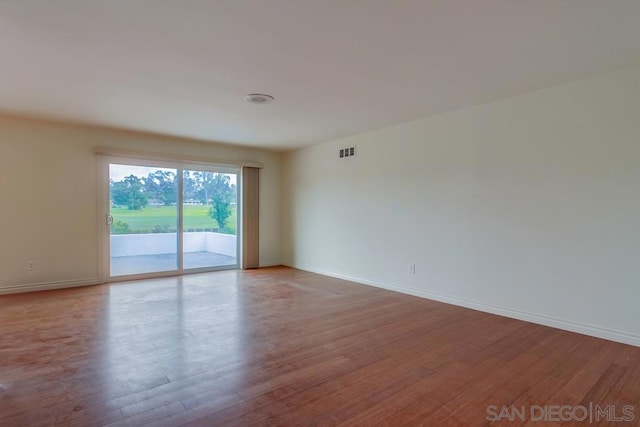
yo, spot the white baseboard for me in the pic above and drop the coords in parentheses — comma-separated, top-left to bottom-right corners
(289, 264, 640, 348)
(0, 278, 100, 295)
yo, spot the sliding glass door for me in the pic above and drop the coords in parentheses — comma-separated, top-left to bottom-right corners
(109, 164, 179, 277)
(182, 169, 238, 270)
(106, 159, 239, 280)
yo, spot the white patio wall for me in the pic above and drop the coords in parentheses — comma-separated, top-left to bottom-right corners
(110, 232, 236, 257)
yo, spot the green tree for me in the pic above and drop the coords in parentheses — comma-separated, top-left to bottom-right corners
(207, 173, 235, 231)
(145, 170, 177, 206)
(182, 171, 198, 201)
(110, 175, 148, 210)
(190, 171, 212, 204)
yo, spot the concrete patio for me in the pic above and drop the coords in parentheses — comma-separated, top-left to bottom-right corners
(110, 231, 237, 276)
(110, 251, 236, 276)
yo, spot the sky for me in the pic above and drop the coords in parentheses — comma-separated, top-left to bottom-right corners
(110, 164, 237, 185)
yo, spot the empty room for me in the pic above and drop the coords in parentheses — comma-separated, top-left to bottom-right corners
(1, 1, 639, 426)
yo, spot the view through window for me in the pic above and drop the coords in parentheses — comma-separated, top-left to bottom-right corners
(109, 163, 238, 277)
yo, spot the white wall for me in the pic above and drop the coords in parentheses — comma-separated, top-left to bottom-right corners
(282, 65, 640, 346)
(110, 232, 237, 258)
(0, 117, 282, 293)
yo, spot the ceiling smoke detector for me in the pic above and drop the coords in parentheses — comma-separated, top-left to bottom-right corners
(244, 93, 275, 104)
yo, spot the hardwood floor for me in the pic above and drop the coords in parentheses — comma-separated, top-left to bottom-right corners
(1, 266, 638, 426)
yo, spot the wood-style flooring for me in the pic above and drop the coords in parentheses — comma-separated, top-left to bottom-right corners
(1, 267, 639, 426)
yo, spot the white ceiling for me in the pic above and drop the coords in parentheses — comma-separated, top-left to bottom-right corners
(1, 1, 640, 150)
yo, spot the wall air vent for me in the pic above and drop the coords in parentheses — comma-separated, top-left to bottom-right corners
(339, 146, 356, 159)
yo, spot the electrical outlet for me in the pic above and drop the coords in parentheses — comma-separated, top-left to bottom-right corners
(27, 260, 35, 271)
(410, 264, 416, 274)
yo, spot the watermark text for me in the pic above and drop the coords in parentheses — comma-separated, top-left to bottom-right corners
(486, 404, 635, 423)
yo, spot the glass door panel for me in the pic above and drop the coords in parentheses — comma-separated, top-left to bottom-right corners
(109, 164, 178, 277)
(182, 169, 238, 270)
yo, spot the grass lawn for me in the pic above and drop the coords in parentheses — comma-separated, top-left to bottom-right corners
(111, 205, 237, 234)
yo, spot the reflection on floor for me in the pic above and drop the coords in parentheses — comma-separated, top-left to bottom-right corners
(110, 251, 237, 276)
